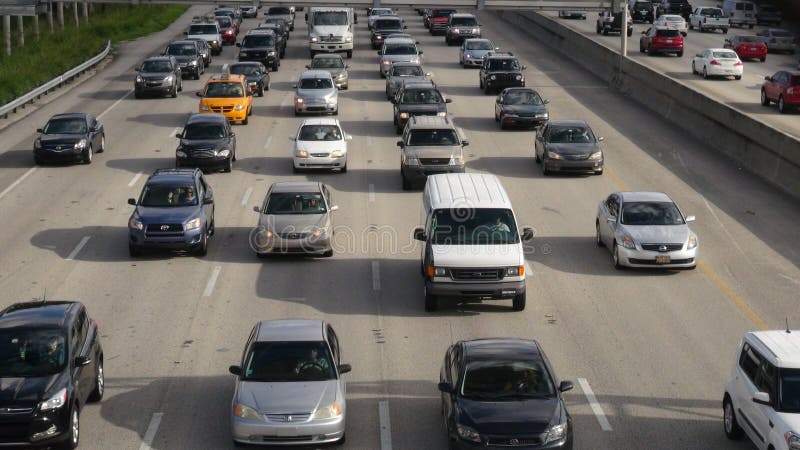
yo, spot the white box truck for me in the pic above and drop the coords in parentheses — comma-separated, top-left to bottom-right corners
(307, 7, 355, 58)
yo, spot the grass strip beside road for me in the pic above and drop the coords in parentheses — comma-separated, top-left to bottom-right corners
(0, 4, 189, 106)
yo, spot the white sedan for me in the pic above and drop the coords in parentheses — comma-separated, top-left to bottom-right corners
(654, 14, 687, 35)
(691, 48, 743, 80)
(291, 118, 352, 172)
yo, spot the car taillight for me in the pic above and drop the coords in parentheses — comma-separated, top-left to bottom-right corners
(710, 60, 721, 65)
(734, 61, 743, 66)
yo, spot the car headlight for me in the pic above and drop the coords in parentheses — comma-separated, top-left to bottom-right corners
(330, 149, 345, 158)
(456, 424, 481, 443)
(312, 227, 329, 238)
(310, 36, 319, 43)
(295, 97, 304, 104)
(165, 75, 174, 82)
(217, 149, 231, 157)
(489, 75, 496, 80)
(190, 60, 198, 66)
(376, 35, 383, 40)
(687, 234, 698, 250)
(786, 432, 800, 450)
(136, 75, 143, 83)
(471, 28, 479, 33)
(296, 150, 309, 158)
(515, 75, 522, 80)
(234, 104, 244, 111)
(337, 72, 347, 79)
(211, 40, 219, 45)
(535, 112, 549, 118)
(449, 154, 464, 165)
(465, 53, 472, 58)
(268, 51, 276, 56)
(345, 36, 353, 43)
(239, 51, 249, 57)
(39, 388, 67, 411)
(311, 402, 342, 420)
(544, 422, 567, 444)
(234, 403, 261, 420)
(402, 155, 419, 166)
(34, 139, 41, 149)
(589, 151, 603, 160)
(382, 60, 391, 65)
(546, 149, 562, 159)
(399, 112, 409, 119)
(437, 111, 447, 117)
(176, 150, 187, 158)
(620, 234, 636, 249)
(74, 139, 87, 150)
(452, 29, 460, 33)
(505, 265, 524, 276)
(185, 218, 202, 231)
(200, 105, 210, 111)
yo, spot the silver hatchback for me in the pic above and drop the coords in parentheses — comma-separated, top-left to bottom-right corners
(229, 319, 351, 447)
(294, 70, 339, 115)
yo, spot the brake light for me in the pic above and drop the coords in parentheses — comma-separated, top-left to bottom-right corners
(710, 60, 721, 65)
(734, 61, 743, 66)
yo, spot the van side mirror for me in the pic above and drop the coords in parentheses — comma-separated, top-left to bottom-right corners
(229, 365, 242, 376)
(753, 391, 770, 406)
(36, 128, 43, 133)
(338, 363, 352, 374)
(413, 227, 426, 241)
(437, 382, 454, 393)
(764, 76, 771, 81)
(419, 50, 424, 55)
(128, 198, 137, 206)
(559, 380, 574, 392)
(183, 31, 189, 35)
(175, 132, 182, 138)
(522, 227, 534, 241)
(196, 92, 203, 97)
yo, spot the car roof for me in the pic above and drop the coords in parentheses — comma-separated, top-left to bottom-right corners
(300, 118, 340, 126)
(313, 53, 343, 59)
(402, 82, 438, 89)
(169, 40, 197, 46)
(300, 70, 333, 79)
(270, 181, 323, 193)
(462, 339, 543, 361)
(384, 37, 415, 44)
(0, 301, 79, 330)
(425, 173, 511, 210)
(147, 168, 198, 185)
(50, 113, 88, 120)
(746, 331, 800, 368)
(144, 56, 173, 61)
(618, 191, 673, 202)
(186, 113, 227, 125)
(450, 13, 476, 18)
(408, 115, 456, 129)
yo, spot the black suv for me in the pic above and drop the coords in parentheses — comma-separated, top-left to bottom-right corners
(237, 29, 281, 72)
(657, 0, 692, 19)
(0, 301, 103, 449)
(256, 22, 287, 57)
(175, 113, 237, 172)
(163, 40, 205, 79)
(392, 82, 452, 134)
(479, 52, 526, 94)
(230, 62, 270, 97)
(630, 0, 655, 23)
(127, 168, 215, 257)
(134, 56, 182, 99)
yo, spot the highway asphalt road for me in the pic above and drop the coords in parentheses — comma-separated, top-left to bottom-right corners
(540, 0, 800, 139)
(0, 4, 798, 450)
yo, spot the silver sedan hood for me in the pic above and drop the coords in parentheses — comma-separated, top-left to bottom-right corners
(296, 87, 337, 100)
(238, 380, 339, 414)
(259, 213, 328, 232)
(618, 224, 690, 244)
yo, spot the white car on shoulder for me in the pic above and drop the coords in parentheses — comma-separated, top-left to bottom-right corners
(692, 48, 743, 80)
(723, 329, 800, 450)
(655, 14, 688, 35)
(291, 118, 352, 173)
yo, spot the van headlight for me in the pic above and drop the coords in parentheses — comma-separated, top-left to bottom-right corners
(296, 150, 309, 158)
(544, 422, 567, 444)
(234, 104, 244, 111)
(505, 265, 524, 276)
(136, 75, 143, 83)
(311, 402, 342, 419)
(129, 217, 144, 231)
(345, 36, 353, 43)
(40, 388, 67, 411)
(74, 139, 87, 150)
(185, 218, 202, 230)
(437, 111, 447, 117)
(310, 36, 319, 43)
(234, 403, 261, 420)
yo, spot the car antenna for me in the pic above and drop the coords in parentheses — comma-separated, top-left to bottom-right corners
(787, 318, 791, 334)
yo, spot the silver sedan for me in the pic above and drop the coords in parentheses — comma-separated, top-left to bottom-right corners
(294, 70, 338, 115)
(595, 191, 698, 269)
(229, 319, 351, 447)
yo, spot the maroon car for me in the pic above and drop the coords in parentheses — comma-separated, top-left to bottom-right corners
(216, 15, 237, 45)
(761, 70, 800, 113)
(639, 27, 684, 56)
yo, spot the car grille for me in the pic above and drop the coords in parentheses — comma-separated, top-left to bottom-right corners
(305, 106, 327, 112)
(409, 110, 440, 117)
(0, 422, 30, 441)
(320, 35, 343, 42)
(261, 435, 313, 442)
(244, 51, 265, 58)
(265, 413, 311, 422)
(486, 436, 544, 446)
(146, 223, 184, 237)
(562, 153, 590, 161)
(450, 268, 504, 281)
(629, 257, 694, 265)
(419, 158, 450, 165)
(492, 73, 520, 82)
(277, 232, 310, 240)
(641, 243, 684, 252)
(42, 143, 74, 151)
(189, 148, 216, 158)
(310, 152, 329, 157)
(210, 105, 234, 113)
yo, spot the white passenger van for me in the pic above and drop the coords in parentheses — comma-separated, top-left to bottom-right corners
(721, 0, 757, 28)
(413, 173, 534, 312)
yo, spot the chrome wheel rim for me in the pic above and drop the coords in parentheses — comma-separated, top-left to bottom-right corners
(87, 147, 92, 162)
(71, 409, 79, 445)
(724, 402, 733, 432)
(101, 137, 105, 151)
(596, 224, 601, 245)
(613, 245, 619, 265)
(97, 362, 104, 396)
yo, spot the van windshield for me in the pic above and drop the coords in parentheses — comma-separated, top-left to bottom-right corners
(431, 208, 519, 245)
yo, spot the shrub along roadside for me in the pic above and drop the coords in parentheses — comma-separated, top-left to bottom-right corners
(0, 4, 188, 106)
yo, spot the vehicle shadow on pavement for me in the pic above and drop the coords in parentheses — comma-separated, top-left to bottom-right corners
(106, 157, 177, 174)
(440, 85, 490, 98)
(267, 80, 296, 92)
(0, 149, 36, 168)
(663, 71, 703, 81)
(343, 88, 387, 103)
(126, 113, 194, 128)
(468, 156, 543, 179)
(251, 104, 296, 119)
(455, 116, 515, 133)
(78, 89, 133, 101)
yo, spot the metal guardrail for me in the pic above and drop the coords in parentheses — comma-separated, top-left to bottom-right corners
(0, 39, 111, 119)
(90, 0, 616, 11)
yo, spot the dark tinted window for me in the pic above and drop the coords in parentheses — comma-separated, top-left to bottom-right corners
(243, 341, 335, 382)
(656, 29, 680, 37)
(620, 201, 685, 225)
(385, 44, 417, 55)
(183, 123, 225, 140)
(268, 7, 291, 14)
(487, 59, 521, 71)
(0, 330, 67, 377)
(265, 192, 327, 214)
(311, 57, 345, 69)
(431, 208, 519, 245)
(504, 90, 543, 105)
(299, 125, 342, 141)
(141, 60, 173, 72)
(451, 17, 478, 26)
(299, 78, 333, 89)
(242, 35, 274, 47)
(140, 184, 197, 207)
(188, 24, 217, 34)
(376, 19, 402, 29)
(204, 82, 244, 97)
(43, 118, 86, 134)
(739, 343, 761, 382)
(547, 125, 595, 143)
(780, 369, 800, 412)
(408, 129, 458, 146)
(461, 360, 555, 400)
(166, 44, 197, 56)
(400, 88, 443, 104)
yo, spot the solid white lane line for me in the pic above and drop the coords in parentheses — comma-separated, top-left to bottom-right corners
(203, 266, 222, 297)
(369, 184, 375, 202)
(241, 187, 253, 206)
(65, 236, 91, 261)
(0, 167, 37, 202)
(138, 412, 164, 450)
(97, 89, 133, 120)
(577, 378, 613, 431)
(372, 261, 380, 291)
(128, 171, 143, 187)
(378, 400, 392, 450)
(263, 136, 273, 150)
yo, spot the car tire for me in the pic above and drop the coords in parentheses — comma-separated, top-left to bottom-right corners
(272, 62, 279, 72)
(134, 90, 142, 99)
(196, 232, 208, 257)
(535, 151, 541, 163)
(88, 357, 104, 402)
(499, 115, 506, 129)
(691, 61, 697, 74)
(402, 173, 411, 191)
(224, 157, 233, 173)
(347, 50, 353, 58)
(129, 244, 142, 257)
(242, 115, 249, 125)
(723, 397, 744, 439)
(702, 67, 709, 79)
(479, 78, 484, 89)
(340, 163, 347, 173)
(603, 28, 609, 36)
(258, 86, 264, 97)
(596, 222, 604, 247)
(541, 159, 550, 175)
(98, 135, 105, 153)
(677, 51, 683, 57)
(58, 406, 80, 449)
(734, 75, 741, 80)
(194, 70, 200, 80)
(34, 156, 44, 165)
(83, 145, 93, 164)
(613, 243, 624, 270)
(171, 85, 178, 98)
(639, 43, 645, 53)
(484, 86, 492, 95)
(778, 96, 788, 114)
(322, 249, 333, 257)
(760, 56, 766, 62)
(424, 290, 438, 312)
(512, 292, 526, 311)
(761, 89, 770, 106)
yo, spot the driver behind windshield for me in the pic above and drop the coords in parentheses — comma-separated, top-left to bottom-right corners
(294, 346, 331, 374)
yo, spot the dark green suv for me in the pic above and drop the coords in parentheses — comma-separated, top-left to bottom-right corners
(479, 52, 526, 95)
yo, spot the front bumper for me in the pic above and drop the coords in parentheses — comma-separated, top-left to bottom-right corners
(254, 235, 332, 255)
(501, 114, 548, 127)
(425, 279, 525, 299)
(294, 155, 347, 169)
(402, 164, 464, 183)
(453, 436, 571, 450)
(447, 31, 481, 41)
(33, 147, 83, 162)
(135, 81, 173, 94)
(310, 42, 353, 52)
(295, 101, 337, 114)
(231, 414, 344, 446)
(429, 22, 448, 33)
(485, 79, 524, 90)
(129, 226, 205, 250)
(462, 56, 484, 66)
(0, 406, 72, 448)
(545, 157, 603, 173)
(199, 107, 248, 123)
(617, 245, 697, 268)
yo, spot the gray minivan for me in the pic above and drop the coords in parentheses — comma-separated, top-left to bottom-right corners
(722, 0, 756, 28)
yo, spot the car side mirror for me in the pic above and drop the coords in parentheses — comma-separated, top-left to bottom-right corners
(413, 227, 426, 241)
(396, 141, 404, 147)
(235, 42, 241, 47)
(253, 206, 261, 213)
(338, 363, 352, 374)
(461, 140, 469, 147)
(305, 64, 310, 68)
(377, 51, 382, 55)
(345, 135, 353, 141)
(685, 215, 696, 222)
(292, 84, 297, 88)
(437, 382, 454, 393)
(764, 76, 771, 81)
(445, 98, 453, 103)
(522, 227, 535, 241)
(753, 391, 770, 406)
(522, 65, 527, 70)
(196, 92, 203, 97)
(598, 136, 605, 142)
(175, 132, 182, 138)
(74, 356, 91, 367)
(641, 30, 647, 34)
(128, 198, 137, 206)
(330, 205, 339, 211)
(183, 31, 188, 35)
(559, 380, 574, 392)
(419, 51, 424, 55)
(426, 72, 432, 77)
(203, 196, 214, 205)
(134, 67, 140, 72)
(544, 99, 550, 104)
(228, 365, 242, 376)
(36, 128, 43, 133)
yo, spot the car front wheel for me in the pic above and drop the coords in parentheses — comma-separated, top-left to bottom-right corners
(58, 407, 79, 449)
(723, 398, 744, 439)
(83, 145, 93, 164)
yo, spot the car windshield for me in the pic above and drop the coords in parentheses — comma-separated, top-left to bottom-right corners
(780, 369, 800, 412)
(312, 57, 345, 69)
(166, 44, 196, 56)
(461, 360, 555, 400)
(408, 129, 459, 146)
(372, 8, 392, 15)
(771, 30, 793, 37)
(504, 90, 543, 105)
(656, 29, 680, 37)
(712, 51, 738, 58)
(299, 78, 333, 89)
(183, 123, 225, 140)
(466, 40, 493, 50)
(204, 82, 244, 97)
(393, 65, 423, 76)
(0, 330, 67, 377)
(314, 11, 348, 25)
(761, 5, 778, 12)
(140, 184, 198, 207)
(401, 88, 443, 104)
(189, 24, 217, 34)
(376, 19, 402, 29)
(268, 7, 290, 14)
(737, 35, 759, 42)
(243, 341, 335, 382)
(621, 201, 685, 225)
(451, 17, 477, 26)
(141, 60, 172, 72)
(216, 17, 232, 27)
(242, 35, 274, 47)
(547, 126, 595, 143)
(265, 192, 327, 214)
(299, 125, 342, 141)
(43, 118, 86, 134)
(431, 208, 519, 245)
(385, 44, 416, 55)
(488, 59, 520, 71)
(230, 64, 261, 76)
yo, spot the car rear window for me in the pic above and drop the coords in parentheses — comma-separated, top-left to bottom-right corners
(242, 35, 274, 47)
(790, 76, 800, 86)
(393, 65, 424, 76)
(216, 17, 232, 27)
(772, 30, 793, 37)
(712, 51, 739, 59)
(656, 29, 680, 37)
(189, 24, 217, 34)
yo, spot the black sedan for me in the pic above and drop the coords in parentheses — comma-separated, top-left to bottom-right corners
(229, 62, 270, 97)
(175, 113, 236, 172)
(534, 120, 604, 175)
(439, 339, 574, 449)
(33, 113, 105, 165)
(495, 87, 549, 129)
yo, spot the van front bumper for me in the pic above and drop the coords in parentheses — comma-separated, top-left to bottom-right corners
(425, 279, 525, 299)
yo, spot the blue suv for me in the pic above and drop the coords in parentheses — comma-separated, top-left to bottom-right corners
(127, 168, 215, 257)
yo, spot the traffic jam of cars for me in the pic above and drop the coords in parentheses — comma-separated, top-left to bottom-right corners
(4, 2, 799, 450)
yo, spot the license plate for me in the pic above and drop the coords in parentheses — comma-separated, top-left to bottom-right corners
(665, 39, 673, 43)
(750, 47, 757, 51)
(655, 256, 671, 264)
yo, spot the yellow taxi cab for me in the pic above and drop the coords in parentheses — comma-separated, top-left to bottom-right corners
(196, 73, 253, 124)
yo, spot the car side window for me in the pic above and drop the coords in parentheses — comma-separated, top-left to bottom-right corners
(739, 343, 762, 384)
(754, 358, 776, 396)
(323, 185, 332, 206)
